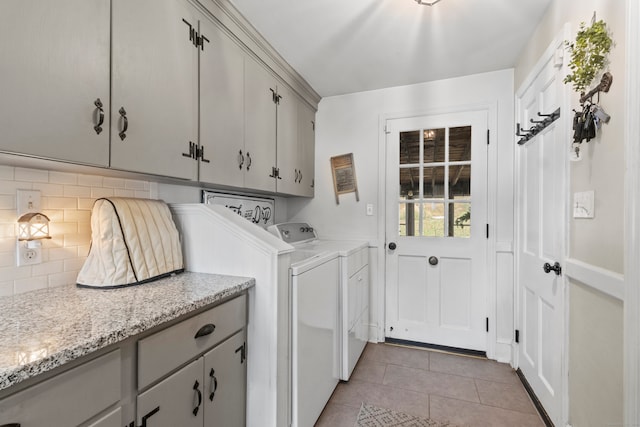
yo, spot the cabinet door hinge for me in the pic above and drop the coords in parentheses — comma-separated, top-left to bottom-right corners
(515, 329, 520, 343)
(486, 317, 489, 332)
(384, 125, 391, 134)
(487, 129, 490, 145)
(311, 120, 315, 131)
(486, 224, 489, 239)
(235, 342, 247, 364)
(196, 33, 210, 51)
(270, 88, 277, 104)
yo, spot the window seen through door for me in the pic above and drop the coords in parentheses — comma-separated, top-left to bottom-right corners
(398, 126, 472, 237)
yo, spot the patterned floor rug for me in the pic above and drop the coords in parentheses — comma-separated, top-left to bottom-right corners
(355, 403, 458, 427)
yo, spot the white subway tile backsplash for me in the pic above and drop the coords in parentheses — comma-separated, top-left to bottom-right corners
(0, 195, 16, 210)
(103, 177, 126, 188)
(114, 189, 136, 197)
(0, 165, 153, 296)
(91, 187, 114, 198)
(32, 182, 65, 196)
(0, 166, 14, 180)
(32, 260, 64, 276)
(49, 247, 79, 261)
(77, 174, 103, 187)
(49, 171, 78, 185)
(63, 185, 92, 198)
(44, 197, 77, 210)
(14, 167, 48, 183)
(15, 276, 48, 294)
(48, 271, 79, 288)
(0, 281, 13, 297)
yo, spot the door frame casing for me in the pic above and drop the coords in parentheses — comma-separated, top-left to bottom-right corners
(377, 102, 500, 360)
(513, 24, 571, 426)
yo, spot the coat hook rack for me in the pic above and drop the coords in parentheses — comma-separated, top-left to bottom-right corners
(579, 72, 613, 104)
(516, 108, 561, 145)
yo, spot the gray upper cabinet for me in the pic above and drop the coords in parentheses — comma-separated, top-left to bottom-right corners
(111, 0, 198, 181)
(0, 0, 110, 166)
(297, 101, 316, 197)
(198, 16, 245, 188)
(244, 56, 278, 193)
(275, 84, 299, 196)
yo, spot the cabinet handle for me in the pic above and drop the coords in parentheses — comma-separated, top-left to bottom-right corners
(246, 152, 252, 171)
(276, 167, 282, 180)
(269, 166, 277, 178)
(192, 380, 202, 416)
(118, 107, 128, 140)
(311, 179, 315, 188)
(294, 169, 298, 183)
(0, 424, 21, 427)
(208, 368, 218, 401)
(194, 323, 216, 339)
(198, 145, 210, 163)
(93, 98, 104, 135)
(141, 406, 159, 427)
(238, 150, 244, 170)
(182, 141, 196, 159)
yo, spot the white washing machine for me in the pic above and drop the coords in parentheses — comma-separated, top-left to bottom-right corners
(269, 224, 370, 383)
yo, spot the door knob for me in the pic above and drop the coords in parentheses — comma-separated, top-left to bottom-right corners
(388, 242, 397, 250)
(543, 262, 562, 276)
(428, 256, 438, 266)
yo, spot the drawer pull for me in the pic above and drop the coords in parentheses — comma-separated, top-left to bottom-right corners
(209, 368, 218, 401)
(192, 380, 202, 416)
(194, 323, 216, 339)
(141, 406, 159, 427)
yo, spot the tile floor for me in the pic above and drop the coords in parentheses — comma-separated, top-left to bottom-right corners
(315, 343, 545, 427)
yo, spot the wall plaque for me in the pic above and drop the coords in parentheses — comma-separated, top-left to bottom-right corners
(330, 153, 359, 204)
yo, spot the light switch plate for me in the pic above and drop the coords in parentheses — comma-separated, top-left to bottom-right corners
(573, 191, 594, 218)
(17, 190, 41, 216)
(366, 204, 374, 216)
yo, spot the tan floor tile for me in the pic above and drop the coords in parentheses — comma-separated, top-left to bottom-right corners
(430, 395, 544, 427)
(475, 379, 537, 414)
(383, 364, 480, 403)
(330, 378, 430, 419)
(362, 343, 431, 371)
(350, 357, 387, 384)
(430, 351, 519, 384)
(314, 402, 360, 427)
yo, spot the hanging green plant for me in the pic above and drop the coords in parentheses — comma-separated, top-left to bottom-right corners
(564, 19, 613, 94)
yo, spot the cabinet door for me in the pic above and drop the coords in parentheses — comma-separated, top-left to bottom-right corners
(203, 331, 246, 427)
(137, 359, 204, 427)
(274, 84, 299, 196)
(87, 407, 122, 427)
(111, 0, 198, 180)
(199, 16, 245, 187)
(297, 101, 316, 197)
(244, 57, 277, 192)
(0, 0, 110, 166)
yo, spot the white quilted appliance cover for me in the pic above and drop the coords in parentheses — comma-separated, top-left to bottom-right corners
(76, 197, 184, 288)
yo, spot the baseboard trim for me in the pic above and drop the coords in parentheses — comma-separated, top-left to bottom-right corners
(516, 368, 554, 427)
(384, 338, 487, 358)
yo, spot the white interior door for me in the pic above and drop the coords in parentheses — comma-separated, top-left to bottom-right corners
(385, 111, 488, 351)
(516, 52, 566, 426)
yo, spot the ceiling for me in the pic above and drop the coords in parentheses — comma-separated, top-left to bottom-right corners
(228, 0, 553, 97)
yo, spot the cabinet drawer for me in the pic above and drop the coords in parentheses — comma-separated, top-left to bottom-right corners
(138, 294, 246, 390)
(0, 349, 121, 427)
(347, 247, 368, 277)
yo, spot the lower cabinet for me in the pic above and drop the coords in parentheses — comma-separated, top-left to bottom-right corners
(136, 331, 246, 427)
(0, 350, 121, 427)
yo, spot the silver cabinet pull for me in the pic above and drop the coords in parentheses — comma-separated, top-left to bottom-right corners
(93, 98, 104, 135)
(118, 107, 128, 140)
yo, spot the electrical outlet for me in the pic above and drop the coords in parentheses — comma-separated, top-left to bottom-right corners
(366, 204, 374, 216)
(16, 241, 42, 266)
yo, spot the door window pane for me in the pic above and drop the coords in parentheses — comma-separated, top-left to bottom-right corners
(451, 203, 471, 238)
(449, 165, 471, 198)
(423, 166, 445, 198)
(400, 131, 420, 164)
(399, 167, 420, 198)
(399, 202, 420, 236)
(424, 128, 445, 163)
(450, 126, 472, 161)
(421, 203, 445, 237)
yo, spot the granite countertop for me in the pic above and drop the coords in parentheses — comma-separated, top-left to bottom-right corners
(0, 272, 254, 392)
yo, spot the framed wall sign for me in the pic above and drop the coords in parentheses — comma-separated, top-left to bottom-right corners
(330, 153, 359, 204)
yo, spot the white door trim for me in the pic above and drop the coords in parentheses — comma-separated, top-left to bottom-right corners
(513, 24, 571, 426)
(377, 102, 499, 359)
(624, 0, 640, 424)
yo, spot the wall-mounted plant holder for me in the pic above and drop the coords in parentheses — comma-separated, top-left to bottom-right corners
(516, 108, 561, 145)
(330, 153, 359, 204)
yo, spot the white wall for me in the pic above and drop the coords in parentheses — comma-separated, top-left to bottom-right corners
(288, 69, 515, 359)
(514, 1, 625, 425)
